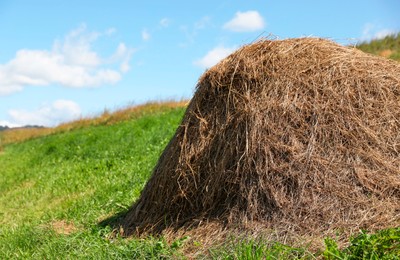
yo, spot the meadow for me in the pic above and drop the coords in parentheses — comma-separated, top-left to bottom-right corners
(1, 103, 399, 259)
(1, 34, 400, 259)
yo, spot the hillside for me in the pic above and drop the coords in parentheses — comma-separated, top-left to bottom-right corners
(0, 106, 190, 258)
(0, 101, 187, 147)
(1, 34, 400, 258)
(1, 104, 398, 258)
(356, 32, 400, 61)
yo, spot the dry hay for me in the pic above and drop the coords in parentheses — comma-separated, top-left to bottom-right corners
(51, 220, 78, 235)
(122, 37, 400, 245)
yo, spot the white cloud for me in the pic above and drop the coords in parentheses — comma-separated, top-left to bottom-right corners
(160, 18, 170, 27)
(0, 25, 134, 96)
(105, 27, 117, 36)
(0, 68, 24, 95)
(374, 29, 396, 39)
(112, 43, 134, 72)
(7, 100, 81, 127)
(361, 23, 374, 40)
(361, 23, 396, 41)
(142, 29, 150, 41)
(53, 25, 102, 67)
(223, 11, 265, 32)
(195, 16, 211, 29)
(0, 120, 21, 128)
(179, 16, 213, 48)
(194, 46, 236, 69)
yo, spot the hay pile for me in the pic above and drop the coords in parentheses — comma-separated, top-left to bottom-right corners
(122, 38, 400, 242)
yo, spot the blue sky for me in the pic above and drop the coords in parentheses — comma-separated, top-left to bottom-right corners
(0, 0, 399, 127)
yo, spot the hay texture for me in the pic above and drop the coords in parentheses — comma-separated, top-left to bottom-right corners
(122, 38, 400, 240)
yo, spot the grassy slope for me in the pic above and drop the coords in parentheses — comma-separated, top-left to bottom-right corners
(0, 107, 189, 259)
(1, 105, 399, 259)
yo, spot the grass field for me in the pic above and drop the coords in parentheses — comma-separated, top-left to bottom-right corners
(1, 35, 400, 258)
(0, 106, 188, 259)
(1, 104, 399, 259)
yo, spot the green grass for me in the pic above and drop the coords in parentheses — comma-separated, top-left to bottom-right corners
(208, 228, 400, 259)
(0, 225, 186, 259)
(0, 107, 187, 259)
(209, 239, 314, 259)
(1, 106, 399, 259)
(323, 228, 400, 260)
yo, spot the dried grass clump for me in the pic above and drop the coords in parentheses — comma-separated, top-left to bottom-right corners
(122, 38, 400, 242)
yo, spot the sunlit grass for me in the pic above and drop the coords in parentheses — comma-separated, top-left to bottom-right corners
(1, 104, 399, 259)
(0, 106, 187, 259)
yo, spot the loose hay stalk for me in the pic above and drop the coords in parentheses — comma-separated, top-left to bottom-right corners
(122, 38, 400, 246)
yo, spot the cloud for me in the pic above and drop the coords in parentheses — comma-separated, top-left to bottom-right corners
(374, 29, 396, 39)
(160, 18, 170, 28)
(179, 16, 213, 48)
(0, 24, 134, 96)
(142, 29, 150, 41)
(361, 23, 397, 41)
(0, 120, 21, 128)
(112, 43, 134, 72)
(223, 11, 265, 32)
(7, 100, 81, 127)
(195, 16, 211, 29)
(105, 27, 117, 36)
(194, 46, 236, 69)
(0, 68, 24, 95)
